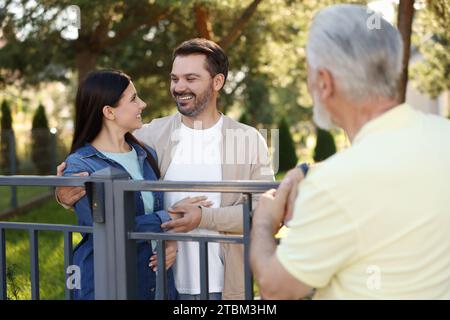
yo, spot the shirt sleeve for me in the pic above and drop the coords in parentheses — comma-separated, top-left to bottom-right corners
(276, 178, 358, 289)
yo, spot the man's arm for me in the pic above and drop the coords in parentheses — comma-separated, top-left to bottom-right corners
(55, 162, 88, 209)
(250, 179, 313, 299)
(162, 128, 276, 233)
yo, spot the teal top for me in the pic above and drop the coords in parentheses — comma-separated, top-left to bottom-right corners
(101, 146, 154, 214)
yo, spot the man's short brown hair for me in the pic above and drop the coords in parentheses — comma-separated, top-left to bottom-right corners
(173, 38, 229, 86)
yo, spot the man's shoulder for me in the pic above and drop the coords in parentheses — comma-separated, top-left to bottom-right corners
(222, 115, 258, 132)
(307, 147, 360, 184)
(134, 113, 180, 142)
(144, 113, 179, 130)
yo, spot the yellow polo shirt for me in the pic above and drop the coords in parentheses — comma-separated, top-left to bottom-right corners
(277, 104, 450, 299)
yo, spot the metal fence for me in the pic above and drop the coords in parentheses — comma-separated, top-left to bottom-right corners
(0, 168, 279, 300)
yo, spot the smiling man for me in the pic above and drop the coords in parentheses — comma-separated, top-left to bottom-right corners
(132, 38, 275, 300)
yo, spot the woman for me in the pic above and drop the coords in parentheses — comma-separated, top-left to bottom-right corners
(63, 70, 207, 299)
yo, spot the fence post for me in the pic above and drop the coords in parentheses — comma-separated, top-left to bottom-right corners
(90, 167, 129, 300)
(113, 186, 138, 300)
(9, 130, 17, 209)
(50, 131, 57, 189)
(244, 193, 254, 300)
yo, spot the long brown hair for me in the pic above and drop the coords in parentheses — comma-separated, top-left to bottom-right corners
(72, 70, 160, 178)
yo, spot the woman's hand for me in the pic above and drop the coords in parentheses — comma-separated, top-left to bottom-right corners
(149, 240, 178, 272)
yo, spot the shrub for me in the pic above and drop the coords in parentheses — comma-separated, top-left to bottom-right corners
(313, 128, 337, 162)
(278, 117, 298, 171)
(31, 104, 52, 174)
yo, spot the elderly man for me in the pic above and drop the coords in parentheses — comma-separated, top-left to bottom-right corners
(251, 4, 450, 299)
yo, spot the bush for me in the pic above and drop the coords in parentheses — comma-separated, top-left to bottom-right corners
(31, 104, 52, 174)
(0, 100, 17, 174)
(238, 112, 251, 126)
(278, 117, 298, 172)
(313, 128, 337, 162)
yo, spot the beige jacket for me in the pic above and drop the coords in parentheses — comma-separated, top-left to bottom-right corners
(134, 113, 275, 299)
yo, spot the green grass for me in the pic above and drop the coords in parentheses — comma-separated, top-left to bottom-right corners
(1, 200, 81, 300)
(0, 186, 52, 212)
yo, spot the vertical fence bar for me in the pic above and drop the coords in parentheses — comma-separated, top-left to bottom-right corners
(199, 240, 209, 300)
(0, 228, 6, 300)
(29, 229, 39, 300)
(114, 188, 138, 300)
(155, 239, 167, 300)
(243, 193, 254, 300)
(64, 231, 73, 300)
(9, 131, 17, 209)
(50, 132, 57, 191)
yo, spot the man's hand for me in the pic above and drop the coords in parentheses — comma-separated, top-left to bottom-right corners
(149, 240, 177, 272)
(284, 167, 306, 224)
(162, 204, 204, 233)
(253, 178, 292, 234)
(172, 196, 212, 209)
(55, 162, 89, 207)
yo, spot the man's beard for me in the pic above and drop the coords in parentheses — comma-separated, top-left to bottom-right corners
(173, 82, 213, 117)
(312, 91, 335, 130)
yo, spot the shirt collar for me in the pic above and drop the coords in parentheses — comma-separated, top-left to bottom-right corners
(352, 103, 416, 145)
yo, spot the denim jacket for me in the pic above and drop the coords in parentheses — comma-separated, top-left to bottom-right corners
(63, 141, 178, 300)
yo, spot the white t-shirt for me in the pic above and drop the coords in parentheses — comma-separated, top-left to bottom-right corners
(164, 116, 224, 295)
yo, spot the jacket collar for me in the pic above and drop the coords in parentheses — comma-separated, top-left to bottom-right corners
(77, 139, 148, 162)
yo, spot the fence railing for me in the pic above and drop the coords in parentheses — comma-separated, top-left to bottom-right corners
(0, 168, 279, 300)
(1, 128, 67, 211)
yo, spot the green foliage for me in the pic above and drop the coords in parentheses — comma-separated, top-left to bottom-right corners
(238, 111, 251, 126)
(278, 117, 298, 171)
(2, 0, 447, 128)
(410, 0, 450, 98)
(313, 128, 336, 162)
(31, 104, 52, 174)
(0, 0, 359, 125)
(1, 100, 13, 130)
(0, 100, 16, 173)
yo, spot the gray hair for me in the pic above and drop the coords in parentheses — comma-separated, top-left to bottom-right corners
(306, 4, 404, 101)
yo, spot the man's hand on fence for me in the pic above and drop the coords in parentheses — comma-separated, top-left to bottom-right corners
(171, 196, 212, 210)
(149, 240, 177, 271)
(253, 178, 292, 234)
(55, 161, 89, 208)
(284, 167, 305, 224)
(164, 196, 213, 228)
(163, 204, 205, 233)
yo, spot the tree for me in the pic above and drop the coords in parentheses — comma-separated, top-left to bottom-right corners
(31, 104, 52, 174)
(410, 0, 449, 98)
(0, 0, 351, 122)
(397, 0, 415, 103)
(0, 99, 16, 173)
(278, 117, 298, 172)
(313, 128, 336, 162)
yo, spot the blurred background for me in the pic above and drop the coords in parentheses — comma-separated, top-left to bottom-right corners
(0, 0, 448, 299)
(0, 0, 448, 179)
